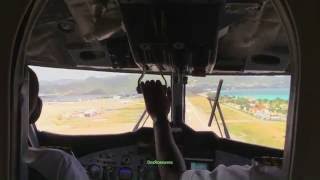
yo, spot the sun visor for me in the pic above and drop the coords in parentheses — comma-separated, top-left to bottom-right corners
(64, 0, 122, 42)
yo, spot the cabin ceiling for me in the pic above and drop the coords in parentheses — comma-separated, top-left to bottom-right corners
(26, 0, 290, 75)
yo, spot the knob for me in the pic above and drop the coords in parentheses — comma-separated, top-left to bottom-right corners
(122, 155, 131, 165)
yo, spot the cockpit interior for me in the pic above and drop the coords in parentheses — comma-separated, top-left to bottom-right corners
(5, 0, 318, 179)
(24, 0, 290, 179)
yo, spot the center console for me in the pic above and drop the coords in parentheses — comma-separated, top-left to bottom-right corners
(79, 145, 160, 180)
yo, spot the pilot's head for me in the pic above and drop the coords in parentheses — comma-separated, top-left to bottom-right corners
(28, 67, 42, 124)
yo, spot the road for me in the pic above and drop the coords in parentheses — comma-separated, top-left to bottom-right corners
(185, 98, 226, 137)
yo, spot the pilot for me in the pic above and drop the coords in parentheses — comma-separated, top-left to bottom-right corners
(140, 80, 284, 180)
(26, 67, 90, 180)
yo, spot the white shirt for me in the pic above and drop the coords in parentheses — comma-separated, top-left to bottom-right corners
(181, 164, 284, 180)
(27, 147, 90, 180)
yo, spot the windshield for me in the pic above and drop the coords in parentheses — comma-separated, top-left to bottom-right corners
(32, 66, 290, 149)
(31, 66, 169, 135)
(185, 76, 290, 149)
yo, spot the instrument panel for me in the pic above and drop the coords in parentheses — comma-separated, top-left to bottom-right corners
(79, 145, 160, 180)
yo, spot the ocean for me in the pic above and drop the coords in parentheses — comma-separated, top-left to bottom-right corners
(220, 88, 290, 100)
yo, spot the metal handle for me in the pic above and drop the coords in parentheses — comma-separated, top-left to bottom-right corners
(136, 70, 168, 94)
(136, 71, 145, 94)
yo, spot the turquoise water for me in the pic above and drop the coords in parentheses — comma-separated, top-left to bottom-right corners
(221, 88, 290, 100)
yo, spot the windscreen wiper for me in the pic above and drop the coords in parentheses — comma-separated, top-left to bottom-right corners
(132, 109, 149, 132)
(208, 80, 230, 139)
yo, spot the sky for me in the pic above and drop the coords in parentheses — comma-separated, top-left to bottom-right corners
(29, 66, 171, 82)
(29, 66, 126, 82)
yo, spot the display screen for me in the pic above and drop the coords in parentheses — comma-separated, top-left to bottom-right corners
(119, 167, 132, 180)
(190, 162, 209, 170)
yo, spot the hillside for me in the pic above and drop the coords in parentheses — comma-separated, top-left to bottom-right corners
(39, 75, 290, 97)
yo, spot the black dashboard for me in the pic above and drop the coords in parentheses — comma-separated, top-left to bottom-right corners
(78, 144, 228, 180)
(78, 143, 256, 180)
(38, 127, 283, 180)
(78, 143, 221, 180)
(79, 144, 160, 180)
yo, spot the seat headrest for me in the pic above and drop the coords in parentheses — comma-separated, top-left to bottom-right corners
(27, 67, 42, 124)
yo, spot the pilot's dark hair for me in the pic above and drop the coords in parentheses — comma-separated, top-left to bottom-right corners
(27, 67, 42, 124)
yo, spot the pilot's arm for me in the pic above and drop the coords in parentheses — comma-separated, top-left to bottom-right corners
(141, 80, 186, 180)
(140, 80, 284, 180)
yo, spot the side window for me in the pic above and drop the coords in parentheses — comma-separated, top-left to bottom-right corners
(185, 76, 290, 149)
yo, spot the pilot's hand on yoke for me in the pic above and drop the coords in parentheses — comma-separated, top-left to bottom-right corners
(140, 80, 171, 121)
